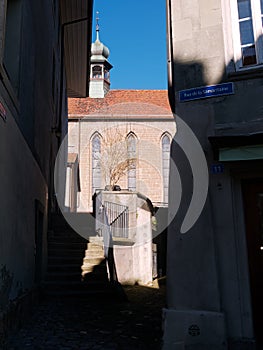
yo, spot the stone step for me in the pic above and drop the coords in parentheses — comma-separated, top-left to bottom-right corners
(48, 226, 88, 236)
(50, 212, 95, 230)
(43, 214, 122, 300)
(82, 269, 109, 281)
(42, 280, 112, 295)
(48, 241, 87, 250)
(87, 243, 104, 251)
(48, 256, 84, 265)
(81, 261, 107, 273)
(48, 235, 88, 244)
(47, 264, 82, 273)
(89, 236, 104, 244)
(45, 271, 82, 282)
(84, 249, 104, 258)
(48, 248, 86, 258)
(82, 257, 105, 265)
(81, 265, 106, 275)
(42, 286, 117, 299)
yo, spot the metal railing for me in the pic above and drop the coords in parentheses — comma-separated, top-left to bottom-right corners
(104, 201, 129, 239)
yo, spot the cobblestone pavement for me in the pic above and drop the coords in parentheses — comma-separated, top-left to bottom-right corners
(6, 284, 166, 350)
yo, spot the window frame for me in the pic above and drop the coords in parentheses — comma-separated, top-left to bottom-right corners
(91, 133, 102, 195)
(127, 132, 137, 192)
(91, 65, 102, 79)
(161, 133, 171, 204)
(230, 0, 263, 70)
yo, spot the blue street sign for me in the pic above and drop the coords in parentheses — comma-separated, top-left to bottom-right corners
(179, 82, 234, 102)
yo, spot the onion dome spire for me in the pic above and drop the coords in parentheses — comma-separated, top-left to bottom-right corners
(89, 11, 113, 98)
(96, 11, 100, 41)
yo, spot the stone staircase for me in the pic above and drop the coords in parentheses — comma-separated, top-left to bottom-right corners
(42, 214, 122, 299)
(81, 236, 106, 278)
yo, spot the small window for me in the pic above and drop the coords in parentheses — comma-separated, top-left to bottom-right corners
(162, 134, 170, 204)
(127, 134, 136, 191)
(104, 69, 110, 81)
(92, 65, 102, 79)
(231, 0, 263, 68)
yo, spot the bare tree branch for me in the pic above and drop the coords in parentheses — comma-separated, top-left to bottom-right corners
(98, 126, 137, 188)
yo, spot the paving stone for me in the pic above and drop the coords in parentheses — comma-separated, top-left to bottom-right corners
(5, 284, 165, 349)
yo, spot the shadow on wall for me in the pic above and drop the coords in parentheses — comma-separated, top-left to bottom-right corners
(167, 35, 263, 233)
(82, 257, 127, 302)
(166, 33, 263, 347)
(0, 265, 13, 311)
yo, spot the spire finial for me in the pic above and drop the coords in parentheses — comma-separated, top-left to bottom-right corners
(96, 11, 100, 41)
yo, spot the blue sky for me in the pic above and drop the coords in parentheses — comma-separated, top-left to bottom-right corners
(92, 0, 167, 90)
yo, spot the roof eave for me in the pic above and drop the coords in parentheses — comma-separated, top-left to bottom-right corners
(60, 0, 94, 98)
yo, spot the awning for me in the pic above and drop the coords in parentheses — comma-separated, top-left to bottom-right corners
(60, 0, 93, 98)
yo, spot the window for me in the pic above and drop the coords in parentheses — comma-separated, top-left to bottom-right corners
(231, 0, 263, 68)
(162, 134, 170, 204)
(92, 134, 101, 194)
(127, 133, 136, 191)
(104, 69, 110, 81)
(92, 65, 102, 79)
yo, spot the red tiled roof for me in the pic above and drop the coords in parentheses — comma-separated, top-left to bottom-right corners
(68, 90, 173, 119)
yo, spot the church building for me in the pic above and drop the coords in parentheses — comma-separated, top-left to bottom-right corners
(66, 21, 176, 213)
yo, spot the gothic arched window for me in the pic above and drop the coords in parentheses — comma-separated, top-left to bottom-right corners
(162, 134, 170, 204)
(92, 134, 101, 194)
(127, 133, 136, 191)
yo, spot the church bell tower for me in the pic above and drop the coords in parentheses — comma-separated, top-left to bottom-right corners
(89, 13, 113, 98)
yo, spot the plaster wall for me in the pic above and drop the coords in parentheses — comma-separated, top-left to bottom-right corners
(0, 99, 48, 303)
(163, 0, 258, 347)
(113, 239, 153, 285)
(169, 0, 225, 88)
(89, 80, 106, 98)
(0, 0, 67, 311)
(165, 0, 263, 347)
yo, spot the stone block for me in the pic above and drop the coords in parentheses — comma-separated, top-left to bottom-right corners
(162, 308, 227, 349)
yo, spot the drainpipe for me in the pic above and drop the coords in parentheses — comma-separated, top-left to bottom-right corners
(166, 0, 176, 114)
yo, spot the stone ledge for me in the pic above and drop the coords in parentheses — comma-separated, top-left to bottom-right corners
(112, 237, 135, 246)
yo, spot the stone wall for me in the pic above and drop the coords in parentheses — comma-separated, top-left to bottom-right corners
(0, 0, 67, 339)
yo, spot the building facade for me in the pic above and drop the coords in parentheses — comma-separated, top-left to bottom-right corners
(0, 0, 93, 341)
(164, 0, 263, 349)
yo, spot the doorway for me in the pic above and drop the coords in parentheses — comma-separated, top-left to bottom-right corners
(242, 179, 263, 345)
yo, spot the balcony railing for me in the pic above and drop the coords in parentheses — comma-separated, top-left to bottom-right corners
(104, 201, 129, 239)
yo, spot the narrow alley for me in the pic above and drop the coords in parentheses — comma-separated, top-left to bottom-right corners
(5, 284, 165, 350)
